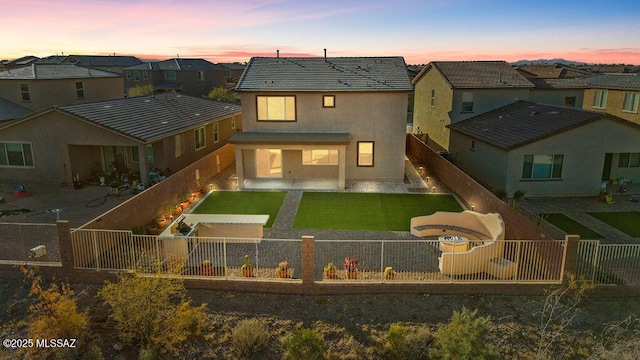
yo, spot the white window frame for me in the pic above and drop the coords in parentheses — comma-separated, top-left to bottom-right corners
(75, 81, 84, 99)
(20, 83, 30, 101)
(303, 149, 338, 165)
(622, 92, 639, 113)
(213, 122, 219, 143)
(592, 89, 608, 109)
(522, 154, 564, 180)
(256, 96, 296, 121)
(0, 141, 35, 168)
(194, 127, 205, 150)
(357, 141, 374, 167)
(430, 89, 436, 107)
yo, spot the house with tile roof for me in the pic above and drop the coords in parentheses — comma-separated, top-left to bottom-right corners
(515, 64, 590, 109)
(123, 58, 228, 98)
(0, 94, 241, 186)
(412, 61, 534, 151)
(0, 63, 124, 111)
(231, 56, 412, 189)
(447, 101, 640, 196)
(39, 54, 144, 74)
(0, 97, 32, 122)
(582, 73, 640, 125)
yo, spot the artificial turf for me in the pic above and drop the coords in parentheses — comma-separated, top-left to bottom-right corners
(543, 213, 603, 239)
(587, 211, 640, 238)
(192, 191, 286, 228)
(293, 192, 463, 231)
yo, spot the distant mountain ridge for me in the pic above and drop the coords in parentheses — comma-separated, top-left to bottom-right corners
(511, 58, 589, 66)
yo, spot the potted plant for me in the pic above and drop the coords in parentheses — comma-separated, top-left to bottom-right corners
(172, 204, 182, 216)
(202, 260, 213, 276)
(344, 256, 359, 279)
(241, 255, 254, 277)
(146, 222, 158, 235)
(163, 205, 174, 220)
(276, 260, 289, 278)
(155, 216, 167, 229)
(324, 262, 337, 279)
(192, 188, 201, 199)
(384, 266, 396, 280)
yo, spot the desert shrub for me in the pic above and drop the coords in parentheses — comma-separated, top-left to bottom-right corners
(128, 84, 154, 97)
(589, 315, 640, 360)
(98, 272, 207, 353)
(429, 307, 498, 360)
(283, 328, 325, 360)
(404, 326, 435, 360)
(231, 318, 271, 357)
(369, 324, 434, 360)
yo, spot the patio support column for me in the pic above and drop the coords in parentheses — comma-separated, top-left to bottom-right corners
(301, 236, 315, 293)
(137, 144, 148, 187)
(235, 146, 245, 189)
(338, 145, 346, 189)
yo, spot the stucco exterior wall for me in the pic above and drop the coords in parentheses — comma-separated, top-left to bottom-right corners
(0, 77, 124, 111)
(583, 88, 640, 125)
(504, 119, 640, 196)
(240, 91, 407, 180)
(528, 89, 585, 108)
(449, 132, 509, 192)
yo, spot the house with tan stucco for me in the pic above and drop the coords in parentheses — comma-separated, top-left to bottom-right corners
(582, 73, 640, 126)
(447, 101, 640, 197)
(230, 56, 412, 189)
(0, 94, 241, 187)
(412, 61, 534, 151)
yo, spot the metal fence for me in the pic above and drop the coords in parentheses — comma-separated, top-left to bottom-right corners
(577, 240, 640, 285)
(0, 222, 60, 263)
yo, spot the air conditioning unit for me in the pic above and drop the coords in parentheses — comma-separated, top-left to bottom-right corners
(30, 245, 47, 258)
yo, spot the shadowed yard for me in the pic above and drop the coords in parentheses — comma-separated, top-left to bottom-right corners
(293, 193, 463, 231)
(192, 191, 286, 228)
(543, 213, 603, 239)
(587, 211, 640, 237)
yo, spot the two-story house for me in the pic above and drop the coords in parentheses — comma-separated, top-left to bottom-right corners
(123, 58, 227, 98)
(0, 94, 241, 185)
(231, 56, 413, 189)
(583, 73, 640, 126)
(39, 54, 144, 75)
(515, 64, 591, 108)
(0, 64, 124, 112)
(412, 61, 533, 151)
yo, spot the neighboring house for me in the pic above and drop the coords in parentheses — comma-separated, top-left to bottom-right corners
(515, 64, 590, 108)
(1, 55, 40, 70)
(0, 97, 32, 122)
(0, 94, 242, 185)
(123, 58, 227, 97)
(447, 101, 640, 197)
(412, 61, 534, 151)
(218, 63, 246, 89)
(39, 54, 144, 74)
(515, 64, 592, 79)
(0, 64, 124, 111)
(582, 73, 640, 125)
(231, 56, 413, 189)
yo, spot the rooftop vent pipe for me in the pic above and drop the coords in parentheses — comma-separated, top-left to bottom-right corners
(276, 49, 279, 58)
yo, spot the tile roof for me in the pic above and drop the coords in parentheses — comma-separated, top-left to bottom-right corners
(416, 61, 533, 89)
(584, 73, 640, 91)
(528, 78, 588, 89)
(236, 57, 413, 92)
(515, 64, 591, 79)
(219, 63, 247, 71)
(0, 97, 33, 121)
(66, 55, 143, 68)
(447, 101, 627, 150)
(124, 58, 224, 71)
(0, 64, 121, 79)
(54, 94, 241, 143)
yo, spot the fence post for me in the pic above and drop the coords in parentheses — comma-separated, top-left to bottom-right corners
(301, 236, 315, 294)
(56, 220, 73, 269)
(563, 235, 581, 276)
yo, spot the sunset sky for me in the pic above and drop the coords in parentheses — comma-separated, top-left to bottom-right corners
(2, 0, 639, 65)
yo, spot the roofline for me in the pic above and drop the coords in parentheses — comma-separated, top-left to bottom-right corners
(412, 61, 535, 89)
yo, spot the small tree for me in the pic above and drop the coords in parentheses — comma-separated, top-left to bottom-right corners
(207, 86, 236, 103)
(128, 84, 154, 97)
(430, 307, 497, 359)
(98, 271, 207, 353)
(231, 319, 271, 357)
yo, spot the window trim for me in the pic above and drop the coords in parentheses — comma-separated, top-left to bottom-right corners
(75, 81, 85, 99)
(133, 71, 140, 82)
(430, 89, 436, 107)
(521, 154, 564, 180)
(197, 71, 204, 81)
(592, 89, 608, 109)
(323, 95, 335, 108)
(357, 141, 374, 167)
(165, 70, 177, 80)
(231, 116, 236, 129)
(194, 127, 206, 150)
(622, 92, 639, 113)
(256, 95, 296, 122)
(303, 149, 339, 166)
(213, 122, 219, 143)
(461, 92, 473, 113)
(20, 83, 30, 102)
(0, 141, 36, 168)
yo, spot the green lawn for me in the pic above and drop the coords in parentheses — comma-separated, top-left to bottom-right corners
(587, 211, 640, 237)
(543, 213, 603, 239)
(293, 193, 463, 231)
(192, 191, 286, 228)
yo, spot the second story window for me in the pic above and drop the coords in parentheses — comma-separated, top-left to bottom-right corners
(430, 89, 436, 107)
(323, 95, 335, 108)
(165, 71, 177, 80)
(134, 71, 140, 81)
(126, 71, 131, 79)
(20, 83, 30, 101)
(75, 81, 84, 98)
(622, 92, 639, 113)
(461, 92, 473, 112)
(257, 96, 296, 121)
(592, 89, 608, 109)
(197, 71, 204, 81)
(194, 127, 205, 150)
(213, 122, 219, 143)
(143, 71, 148, 80)
(231, 116, 236, 129)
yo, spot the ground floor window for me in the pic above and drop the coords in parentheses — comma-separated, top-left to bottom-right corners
(357, 141, 374, 167)
(303, 149, 338, 165)
(618, 153, 640, 168)
(0, 142, 34, 167)
(522, 154, 563, 179)
(256, 149, 282, 178)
